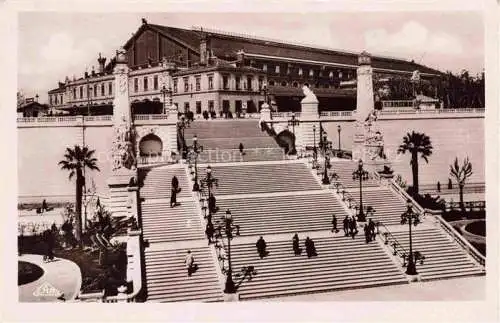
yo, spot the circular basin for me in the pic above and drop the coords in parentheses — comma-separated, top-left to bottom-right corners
(465, 220, 485, 237)
(18, 261, 44, 286)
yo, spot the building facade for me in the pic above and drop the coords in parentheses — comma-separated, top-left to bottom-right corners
(47, 19, 442, 116)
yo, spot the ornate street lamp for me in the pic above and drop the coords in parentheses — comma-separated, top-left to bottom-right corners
(352, 159, 370, 222)
(200, 165, 219, 220)
(400, 200, 422, 276)
(177, 115, 187, 159)
(337, 125, 342, 153)
(287, 112, 300, 154)
(187, 134, 203, 191)
(322, 135, 332, 185)
(260, 83, 269, 106)
(312, 124, 318, 166)
(221, 209, 241, 294)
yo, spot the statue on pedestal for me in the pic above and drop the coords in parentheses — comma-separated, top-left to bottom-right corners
(302, 85, 318, 102)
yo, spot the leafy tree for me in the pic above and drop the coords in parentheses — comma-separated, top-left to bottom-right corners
(397, 132, 433, 196)
(450, 157, 473, 212)
(58, 145, 100, 245)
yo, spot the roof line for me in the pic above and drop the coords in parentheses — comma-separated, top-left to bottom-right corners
(191, 26, 427, 65)
(243, 52, 440, 77)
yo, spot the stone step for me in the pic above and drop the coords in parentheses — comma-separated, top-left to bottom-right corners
(144, 246, 223, 303)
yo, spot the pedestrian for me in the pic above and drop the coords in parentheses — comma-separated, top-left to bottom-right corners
(292, 233, 300, 256)
(304, 237, 317, 258)
(331, 214, 338, 233)
(256, 236, 267, 259)
(364, 224, 370, 243)
(185, 250, 195, 276)
(208, 193, 217, 213)
(343, 215, 349, 236)
(239, 143, 245, 156)
(42, 199, 48, 213)
(171, 176, 179, 192)
(170, 188, 177, 208)
(368, 218, 376, 240)
(437, 181, 441, 192)
(349, 217, 357, 239)
(205, 221, 214, 244)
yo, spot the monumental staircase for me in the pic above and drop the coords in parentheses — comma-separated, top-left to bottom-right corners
(137, 119, 484, 302)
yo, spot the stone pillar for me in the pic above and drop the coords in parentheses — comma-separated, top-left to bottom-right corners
(127, 186, 139, 220)
(297, 86, 319, 151)
(107, 47, 138, 212)
(353, 51, 374, 161)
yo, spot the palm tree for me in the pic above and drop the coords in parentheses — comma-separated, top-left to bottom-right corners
(58, 145, 100, 245)
(450, 157, 473, 212)
(397, 132, 433, 196)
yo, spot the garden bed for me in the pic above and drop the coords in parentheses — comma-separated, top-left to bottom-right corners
(18, 233, 127, 296)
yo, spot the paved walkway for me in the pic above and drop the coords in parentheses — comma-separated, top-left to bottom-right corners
(261, 276, 485, 301)
(18, 254, 81, 302)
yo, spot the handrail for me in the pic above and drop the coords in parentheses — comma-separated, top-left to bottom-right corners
(434, 214, 485, 267)
(389, 179, 425, 215)
(377, 222, 408, 262)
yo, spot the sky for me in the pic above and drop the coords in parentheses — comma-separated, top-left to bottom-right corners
(18, 11, 484, 103)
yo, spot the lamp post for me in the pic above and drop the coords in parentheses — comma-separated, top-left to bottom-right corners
(201, 165, 218, 220)
(287, 112, 300, 154)
(352, 159, 369, 222)
(188, 135, 203, 191)
(322, 134, 331, 185)
(400, 200, 421, 276)
(222, 209, 240, 294)
(337, 125, 342, 153)
(177, 116, 187, 159)
(160, 85, 172, 114)
(260, 83, 269, 106)
(312, 124, 318, 165)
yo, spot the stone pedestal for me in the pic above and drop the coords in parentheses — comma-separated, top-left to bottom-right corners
(297, 88, 319, 151)
(260, 102, 271, 121)
(223, 292, 240, 302)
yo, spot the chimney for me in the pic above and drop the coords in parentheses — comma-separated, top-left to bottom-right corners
(98, 53, 107, 73)
(91, 66, 96, 77)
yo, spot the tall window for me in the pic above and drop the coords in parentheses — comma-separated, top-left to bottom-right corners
(208, 76, 213, 89)
(134, 78, 138, 92)
(79, 86, 83, 99)
(101, 83, 105, 96)
(60, 94, 63, 104)
(222, 75, 229, 90)
(329, 71, 334, 79)
(196, 101, 202, 114)
(108, 82, 113, 95)
(55, 96, 58, 105)
(235, 76, 241, 90)
(49, 95, 52, 105)
(258, 77, 263, 90)
(247, 76, 252, 91)
(195, 77, 201, 91)
(144, 77, 148, 91)
(208, 100, 214, 112)
(309, 69, 314, 77)
(184, 78, 189, 92)
(94, 86, 97, 97)
(73, 88, 76, 99)
(173, 79, 178, 93)
(262, 64, 267, 72)
(153, 75, 158, 90)
(338, 71, 343, 79)
(275, 65, 280, 74)
(298, 68, 303, 76)
(184, 102, 190, 113)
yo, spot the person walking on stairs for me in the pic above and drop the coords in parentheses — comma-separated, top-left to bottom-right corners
(205, 221, 214, 244)
(185, 250, 196, 276)
(239, 143, 245, 156)
(171, 176, 179, 192)
(364, 224, 371, 243)
(292, 233, 301, 255)
(349, 217, 358, 239)
(304, 237, 317, 258)
(331, 214, 339, 233)
(368, 218, 376, 240)
(256, 236, 267, 259)
(208, 193, 218, 214)
(343, 215, 349, 236)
